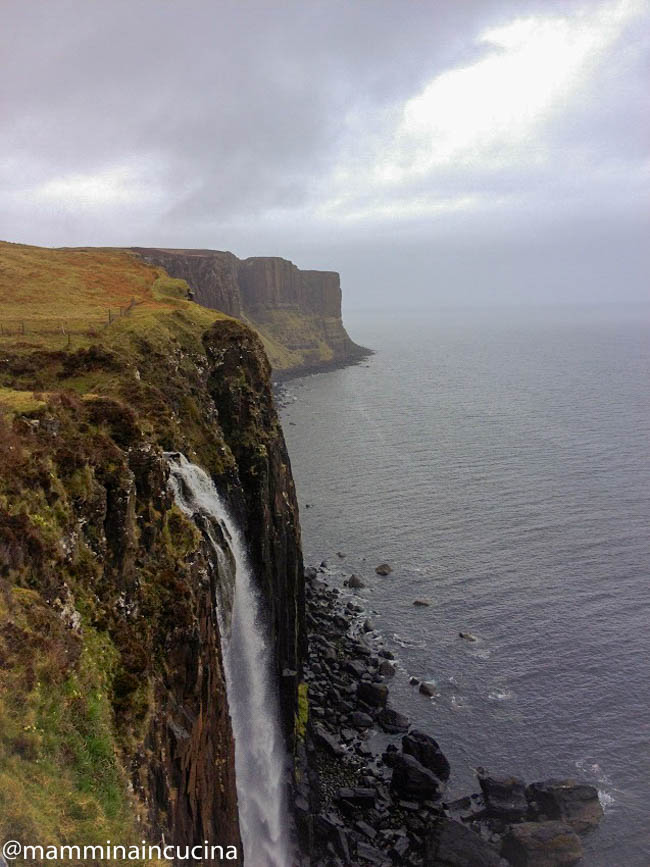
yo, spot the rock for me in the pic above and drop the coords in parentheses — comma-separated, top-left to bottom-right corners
(356, 841, 390, 865)
(337, 551, 347, 558)
(391, 835, 410, 859)
(362, 618, 375, 632)
(357, 681, 388, 707)
(354, 820, 377, 839)
(403, 730, 450, 781)
(375, 563, 392, 576)
(344, 660, 367, 679)
(382, 745, 399, 767)
(347, 574, 365, 589)
(304, 566, 318, 580)
(378, 648, 395, 660)
(378, 659, 396, 677)
(413, 598, 431, 606)
(500, 821, 583, 866)
(350, 711, 374, 729)
(391, 753, 442, 800)
(314, 814, 350, 862)
(377, 707, 410, 733)
(477, 771, 528, 820)
(424, 817, 505, 866)
(312, 724, 344, 757)
(320, 559, 329, 568)
(336, 787, 376, 807)
(419, 680, 438, 697)
(459, 631, 477, 642)
(526, 779, 604, 833)
(409, 676, 420, 686)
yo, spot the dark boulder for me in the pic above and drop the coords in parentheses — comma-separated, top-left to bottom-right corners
(350, 711, 374, 729)
(375, 563, 392, 576)
(477, 771, 528, 820)
(377, 706, 410, 733)
(312, 724, 344, 757)
(335, 787, 376, 807)
(356, 840, 390, 865)
(391, 753, 442, 800)
(403, 730, 450, 781)
(419, 680, 438, 697)
(357, 681, 388, 707)
(313, 813, 350, 863)
(424, 817, 505, 866)
(344, 660, 367, 679)
(526, 779, 603, 833)
(500, 821, 583, 866)
(347, 574, 365, 588)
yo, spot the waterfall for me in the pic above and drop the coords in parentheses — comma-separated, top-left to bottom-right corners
(166, 453, 292, 867)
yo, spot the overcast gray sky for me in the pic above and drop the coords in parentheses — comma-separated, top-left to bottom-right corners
(1, 0, 648, 307)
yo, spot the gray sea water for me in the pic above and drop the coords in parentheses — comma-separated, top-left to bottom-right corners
(280, 305, 650, 866)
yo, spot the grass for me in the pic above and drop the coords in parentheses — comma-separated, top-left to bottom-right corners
(0, 387, 48, 413)
(0, 240, 244, 862)
(295, 681, 309, 743)
(0, 240, 225, 355)
(242, 309, 336, 372)
(0, 590, 159, 863)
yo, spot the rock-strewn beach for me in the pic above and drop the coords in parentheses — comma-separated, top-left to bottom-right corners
(295, 565, 603, 866)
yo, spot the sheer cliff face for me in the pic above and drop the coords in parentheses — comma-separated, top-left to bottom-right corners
(0, 246, 304, 864)
(132, 247, 369, 376)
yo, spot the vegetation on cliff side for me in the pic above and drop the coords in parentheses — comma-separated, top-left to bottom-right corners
(0, 241, 305, 862)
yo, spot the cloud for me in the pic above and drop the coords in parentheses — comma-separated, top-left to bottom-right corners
(314, 0, 647, 225)
(0, 0, 647, 302)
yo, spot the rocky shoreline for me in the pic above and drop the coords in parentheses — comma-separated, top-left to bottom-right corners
(272, 347, 374, 392)
(294, 565, 603, 866)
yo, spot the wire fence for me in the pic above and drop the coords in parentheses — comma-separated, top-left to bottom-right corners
(0, 298, 144, 342)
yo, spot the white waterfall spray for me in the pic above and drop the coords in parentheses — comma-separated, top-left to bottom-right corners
(166, 453, 292, 867)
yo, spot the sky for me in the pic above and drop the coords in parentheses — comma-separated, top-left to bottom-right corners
(1, 0, 648, 308)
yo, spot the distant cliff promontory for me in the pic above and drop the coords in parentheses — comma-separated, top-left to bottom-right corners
(131, 248, 370, 377)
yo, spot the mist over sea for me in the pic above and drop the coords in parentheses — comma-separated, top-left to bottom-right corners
(280, 304, 650, 866)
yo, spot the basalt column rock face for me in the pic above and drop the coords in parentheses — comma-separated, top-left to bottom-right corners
(131, 247, 370, 376)
(202, 318, 306, 736)
(238, 256, 305, 312)
(132, 247, 242, 317)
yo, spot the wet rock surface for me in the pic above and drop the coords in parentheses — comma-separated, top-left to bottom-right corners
(500, 821, 583, 866)
(295, 565, 604, 866)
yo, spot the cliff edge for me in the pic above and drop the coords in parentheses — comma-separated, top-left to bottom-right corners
(0, 241, 304, 864)
(131, 247, 371, 378)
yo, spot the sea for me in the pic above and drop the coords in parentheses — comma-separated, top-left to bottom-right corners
(279, 304, 650, 866)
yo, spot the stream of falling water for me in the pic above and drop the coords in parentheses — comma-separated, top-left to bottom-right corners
(166, 453, 291, 867)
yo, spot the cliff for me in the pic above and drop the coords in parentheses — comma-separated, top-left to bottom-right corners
(0, 242, 304, 864)
(130, 247, 370, 377)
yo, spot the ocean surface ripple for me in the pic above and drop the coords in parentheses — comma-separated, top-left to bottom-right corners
(281, 306, 650, 866)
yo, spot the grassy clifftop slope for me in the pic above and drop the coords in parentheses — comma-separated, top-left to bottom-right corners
(0, 241, 304, 865)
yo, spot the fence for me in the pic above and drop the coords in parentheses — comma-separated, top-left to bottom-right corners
(0, 298, 144, 343)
